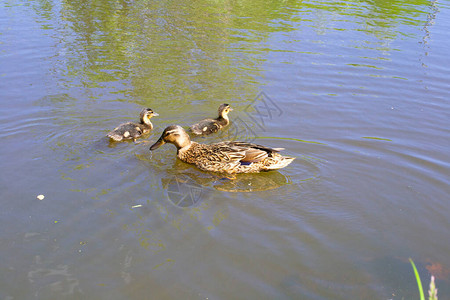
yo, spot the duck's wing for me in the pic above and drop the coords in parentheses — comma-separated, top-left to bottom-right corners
(213, 141, 275, 163)
(226, 141, 284, 153)
(241, 147, 268, 163)
(209, 142, 246, 161)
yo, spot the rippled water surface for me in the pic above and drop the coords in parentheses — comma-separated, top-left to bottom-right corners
(1, 0, 449, 299)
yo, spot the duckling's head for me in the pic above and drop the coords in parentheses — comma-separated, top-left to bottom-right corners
(218, 103, 233, 119)
(150, 125, 191, 151)
(140, 108, 159, 125)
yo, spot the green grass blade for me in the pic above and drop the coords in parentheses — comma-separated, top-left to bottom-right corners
(409, 258, 425, 300)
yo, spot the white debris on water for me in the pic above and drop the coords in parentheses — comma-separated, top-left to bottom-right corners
(37, 194, 45, 200)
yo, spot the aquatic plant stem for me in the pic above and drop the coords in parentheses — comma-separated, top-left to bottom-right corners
(409, 258, 425, 300)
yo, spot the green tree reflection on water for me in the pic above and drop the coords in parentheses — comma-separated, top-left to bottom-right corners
(26, 0, 434, 107)
(55, 0, 307, 105)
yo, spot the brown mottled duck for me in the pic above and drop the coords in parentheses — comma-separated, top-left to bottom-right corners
(150, 125, 295, 174)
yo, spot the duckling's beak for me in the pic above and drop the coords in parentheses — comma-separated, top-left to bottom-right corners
(149, 137, 165, 150)
(229, 107, 233, 111)
(152, 112, 159, 117)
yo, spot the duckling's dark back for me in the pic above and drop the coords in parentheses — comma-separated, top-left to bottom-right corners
(107, 122, 145, 141)
(190, 119, 225, 135)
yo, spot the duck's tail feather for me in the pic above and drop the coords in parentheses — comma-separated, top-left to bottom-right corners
(264, 156, 295, 170)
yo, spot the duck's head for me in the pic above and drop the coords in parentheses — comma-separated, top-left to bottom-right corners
(150, 125, 191, 151)
(218, 103, 233, 119)
(140, 108, 159, 125)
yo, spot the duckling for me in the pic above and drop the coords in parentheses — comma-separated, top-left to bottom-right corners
(107, 108, 158, 142)
(189, 103, 233, 136)
(150, 125, 295, 174)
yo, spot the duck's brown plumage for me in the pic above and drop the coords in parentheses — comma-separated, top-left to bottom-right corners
(150, 125, 295, 174)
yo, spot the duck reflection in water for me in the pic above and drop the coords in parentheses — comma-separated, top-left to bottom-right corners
(159, 160, 291, 208)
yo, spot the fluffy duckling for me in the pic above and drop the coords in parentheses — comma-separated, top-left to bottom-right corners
(189, 103, 233, 135)
(150, 125, 295, 174)
(107, 108, 158, 142)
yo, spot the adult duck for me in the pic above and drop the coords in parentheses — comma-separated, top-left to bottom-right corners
(150, 125, 295, 174)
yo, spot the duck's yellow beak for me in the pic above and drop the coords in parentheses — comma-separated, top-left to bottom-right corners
(149, 137, 165, 150)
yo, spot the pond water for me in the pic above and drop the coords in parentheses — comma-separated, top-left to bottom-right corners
(1, 0, 449, 299)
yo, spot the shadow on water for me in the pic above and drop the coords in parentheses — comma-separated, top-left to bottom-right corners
(161, 170, 292, 199)
(361, 256, 450, 298)
(137, 151, 295, 198)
